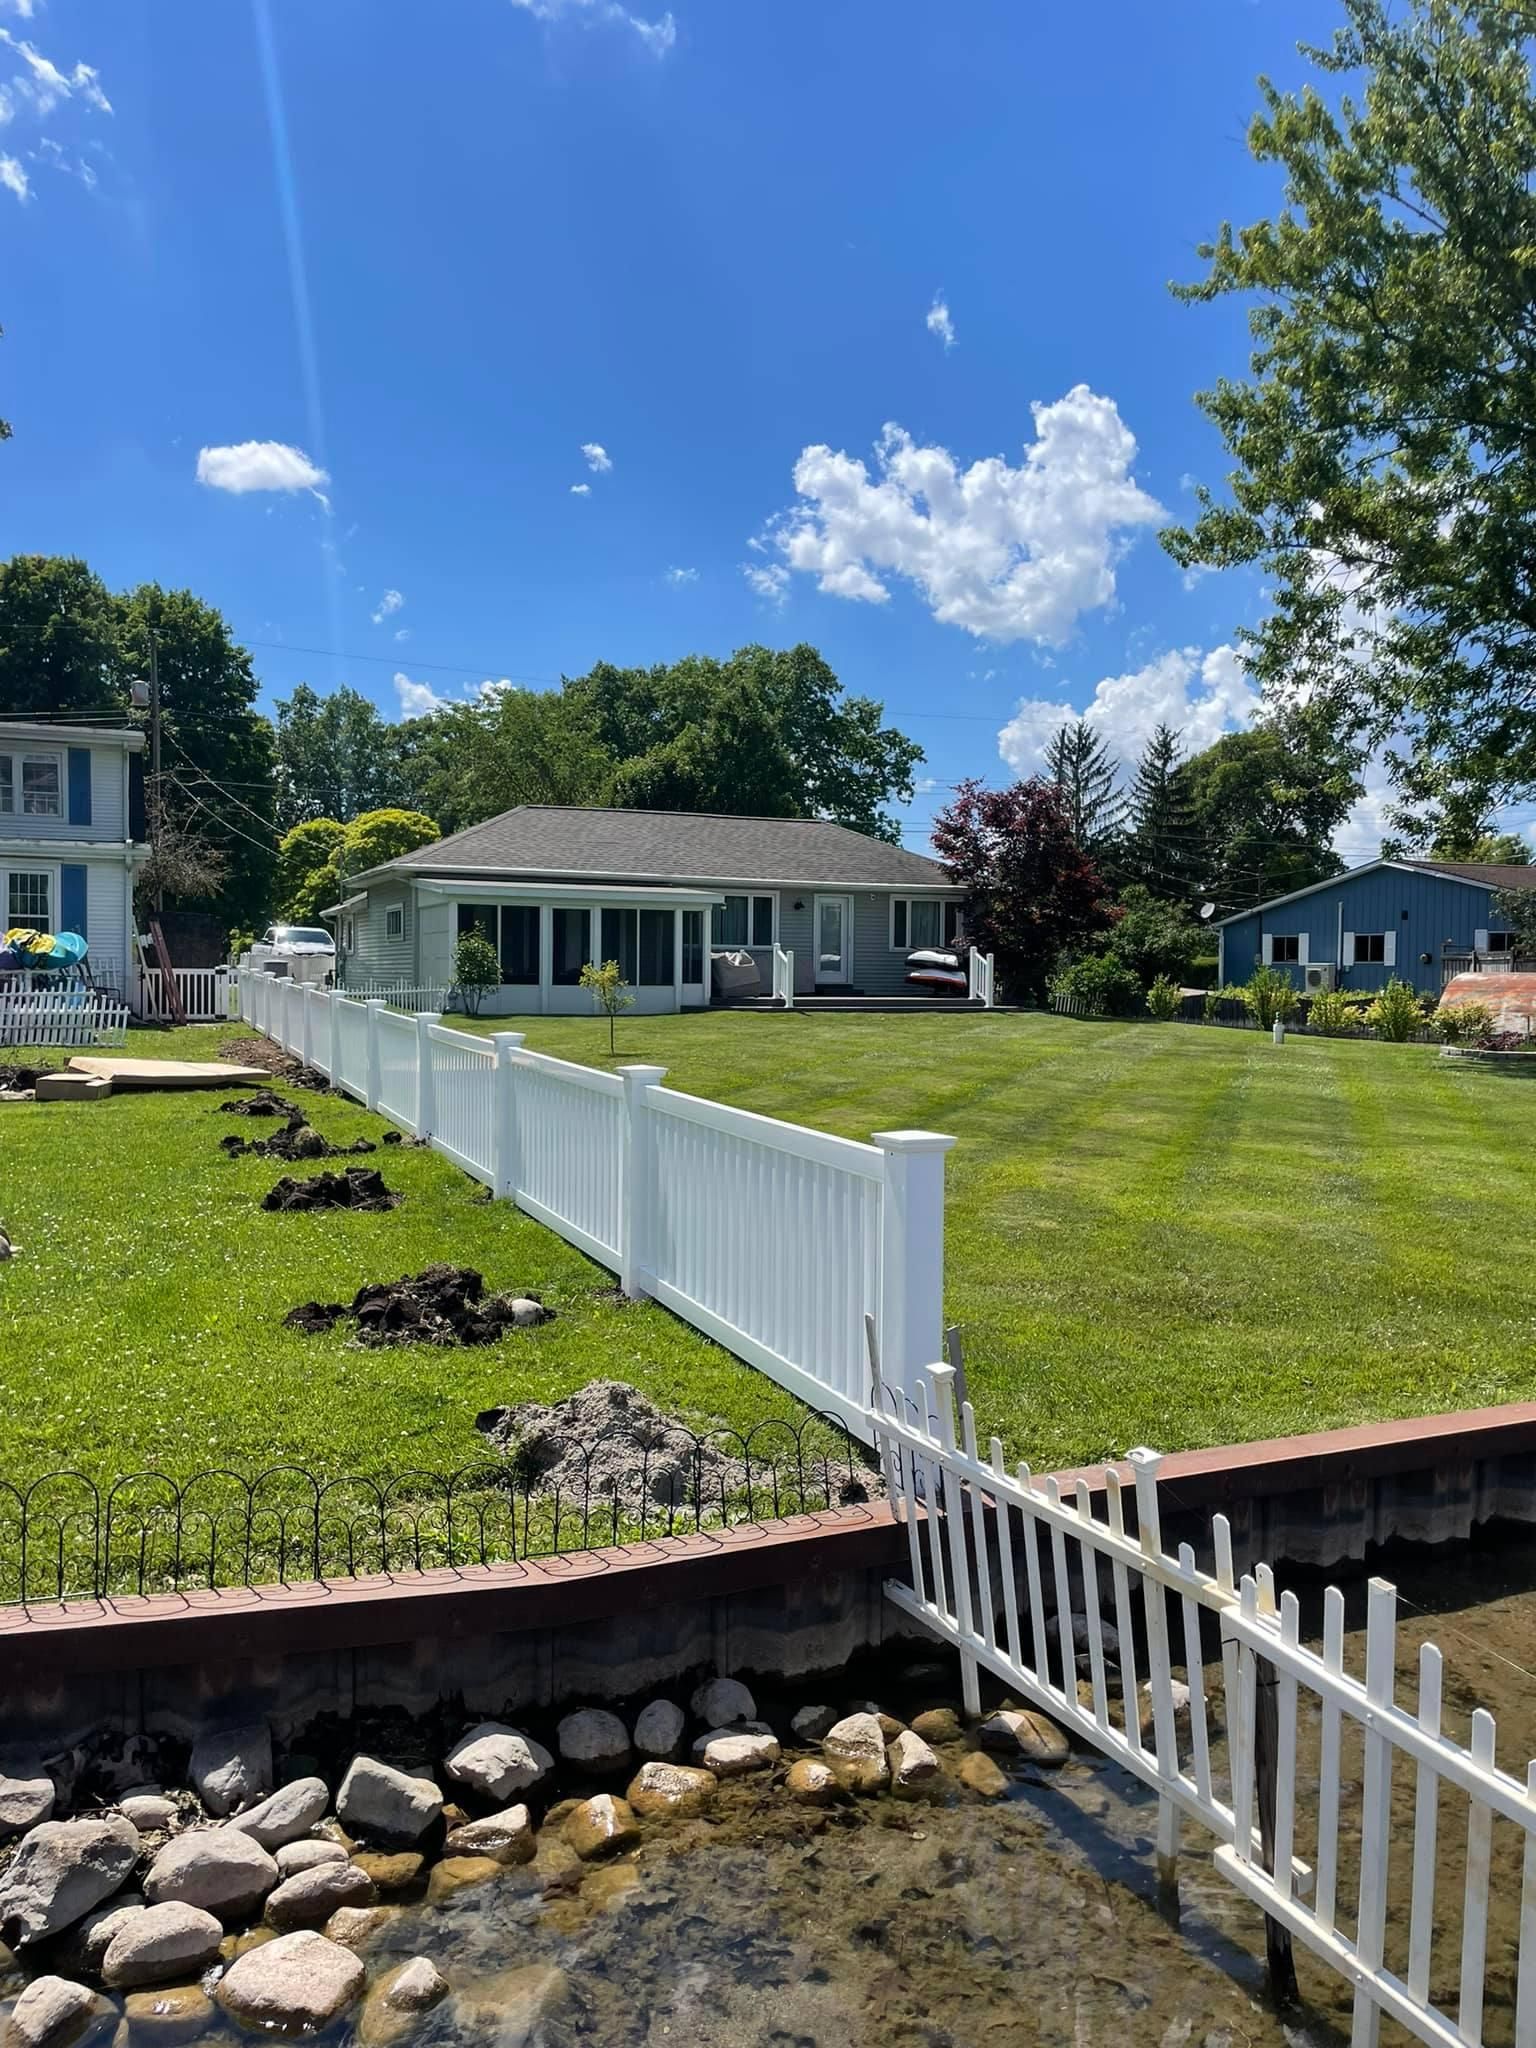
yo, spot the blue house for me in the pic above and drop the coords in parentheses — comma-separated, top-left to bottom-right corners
(1216, 859, 1536, 996)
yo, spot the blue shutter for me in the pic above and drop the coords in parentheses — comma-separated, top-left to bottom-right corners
(67, 749, 92, 827)
(60, 864, 87, 938)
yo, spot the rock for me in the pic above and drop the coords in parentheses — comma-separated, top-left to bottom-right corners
(789, 1704, 837, 1743)
(121, 1987, 217, 2044)
(887, 1730, 942, 1799)
(215, 1929, 365, 2032)
(274, 1839, 347, 1877)
(57, 1896, 146, 1976)
(350, 1850, 425, 1891)
(425, 1857, 503, 1904)
(851, 1703, 906, 1741)
(1138, 1679, 1194, 1741)
(3, 1975, 116, 2048)
(188, 1724, 271, 1819)
(0, 1757, 54, 1840)
(821, 1713, 889, 1794)
(1073, 1615, 1120, 1664)
(225, 1776, 328, 1850)
(909, 1707, 964, 1745)
(119, 1796, 177, 1835)
(529, 1839, 583, 1897)
(451, 1964, 569, 2045)
(264, 1860, 376, 1931)
(102, 1901, 223, 1988)
(143, 1828, 278, 1921)
(336, 1757, 441, 1845)
(957, 1752, 1010, 1799)
(692, 1728, 780, 1778)
(442, 1725, 552, 1804)
(625, 1764, 715, 1819)
(976, 1709, 1070, 1766)
(583, 1863, 640, 1914)
(554, 1709, 629, 1774)
(632, 1700, 685, 1761)
(440, 1810, 533, 1867)
(563, 1794, 639, 1861)
(219, 1928, 276, 1961)
(785, 1759, 838, 1807)
(688, 1677, 756, 1727)
(357, 1958, 449, 2048)
(322, 1905, 398, 1950)
(0, 1817, 141, 1945)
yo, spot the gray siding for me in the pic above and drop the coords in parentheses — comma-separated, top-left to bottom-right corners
(1220, 868, 1499, 994)
(347, 883, 417, 986)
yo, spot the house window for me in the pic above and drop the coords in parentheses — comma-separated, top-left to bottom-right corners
(499, 906, 540, 985)
(600, 907, 673, 987)
(682, 909, 704, 984)
(1353, 932, 1386, 963)
(0, 750, 62, 819)
(711, 894, 775, 947)
(341, 916, 355, 952)
(384, 905, 404, 941)
(892, 898, 962, 951)
(1488, 931, 1517, 954)
(457, 903, 496, 946)
(6, 868, 52, 930)
(552, 907, 590, 985)
(1270, 934, 1301, 963)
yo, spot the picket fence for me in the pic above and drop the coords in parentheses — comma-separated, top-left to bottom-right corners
(238, 970, 952, 1440)
(137, 965, 235, 1024)
(872, 1366, 1536, 2048)
(967, 949, 996, 1008)
(0, 989, 129, 1049)
(772, 945, 796, 1008)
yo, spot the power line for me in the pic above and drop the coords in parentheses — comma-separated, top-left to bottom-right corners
(161, 729, 278, 835)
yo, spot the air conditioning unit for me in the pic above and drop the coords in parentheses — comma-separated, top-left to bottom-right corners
(1304, 963, 1336, 993)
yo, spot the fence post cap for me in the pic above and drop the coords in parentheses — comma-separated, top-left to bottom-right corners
(365, 997, 387, 1010)
(490, 1030, 526, 1049)
(617, 1062, 668, 1089)
(871, 1129, 958, 1154)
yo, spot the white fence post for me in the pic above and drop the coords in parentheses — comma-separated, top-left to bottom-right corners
(324, 986, 339, 1081)
(618, 1063, 668, 1299)
(415, 1012, 439, 1139)
(872, 1129, 956, 1411)
(301, 986, 318, 1069)
(491, 1031, 525, 1200)
(364, 1000, 385, 1114)
(1129, 1447, 1183, 1890)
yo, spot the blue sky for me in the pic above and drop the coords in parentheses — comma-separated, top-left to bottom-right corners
(1, 0, 1391, 854)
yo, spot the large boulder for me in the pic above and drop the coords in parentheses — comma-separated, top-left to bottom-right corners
(631, 1701, 685, 1762)
(626, 1763, 715, 1819)
(225, 1776, 329, 1850)
(215, 1929, 365, 2032)
(264, 1860, 376, 1931)
(442, 1726, 552, 1804)
(101, 1901, 223, 1989)
(0, 1756, 54, 1841)
(821, 1713, 888, 1795)
(3, 1975, 116, 2048)
(336, 1758, 441, 1846)
(56, 1895, 146, 1976)
(0, 1817, 141, 1945)
(189, 1724, 272, 1819)
(143, 1828, 278, 1921)
(688, 1677, 756, 1727)
(121, 1986, 216, 2044)
(441, 1807, 534, 1867)
(555, 1710, 630, 1774)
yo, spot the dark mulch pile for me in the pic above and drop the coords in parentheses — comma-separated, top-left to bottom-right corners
(223, 1114, 376, 1162)
(220, 1035, 331, 1093)
(0, 1061, 61, 1090)
(219, 1088, 304, 1118)
(284, 1263, 553, 1346)
(262, 1167, 400, 1213)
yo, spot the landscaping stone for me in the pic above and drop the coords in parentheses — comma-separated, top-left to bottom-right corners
(852, 1703, 906, 1741)
(215, 1929, 365, 2032)
(119, 1795, 177, 1835)
(189, 1724, 272, 1818)
(909, 1707, 964, 1745)
(274, 1839, 347, 1877)
(350, 1850, 426, 1891)
(219, 1929, 276, 1962)
(555, 1709, 630, 1773)
(976, 1709, 1070, 1766)
(688, 1677, 756, 1727)
(143, 1829, 278, 1921)
(264, 1860, 376, 1931)
(336, 1757, 441, 1845)
(425, 1857, 502, 1904)
(789, 1704, 837, 1743)
(58, 1896, 145, 1975)
(888, 1730, 942, 1799)
(121, 1986, 217, 2045)
(632, 1700, 685, 1761)
(358, 1958, 449, 2048)
(442, 1724, 552, 1803)
(0, 1757, 54, 1841)
(821, 1713, 889, 1794)
(625, 1763, 716, 1819)
(958, 1752, 1010, 1799)
(441, 1810, 533, 1867)
(101, 1901, 223, 1988)
(785, 1760, 838, 1807)
(693, 1728, 780, 1778)
(3, 1975, 115, 2048)
(322, 1906, 398, 1950)
(225, 1775, 327, 1848)
(0, 1816, 141, 1945)
(564, 1795, 640, 1860)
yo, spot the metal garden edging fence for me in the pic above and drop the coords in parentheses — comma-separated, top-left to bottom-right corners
(872, 1364, 1536, 2048)
(238, 970, 955, 1444)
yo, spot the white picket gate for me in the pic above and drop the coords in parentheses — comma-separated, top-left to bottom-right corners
(872, 1366, 1536, 2048)
(137, 965, 235, 1023)
(967, 949, 996, 1007)
(237, 971, 953, 1440)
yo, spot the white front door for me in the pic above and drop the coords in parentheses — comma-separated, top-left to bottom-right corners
(813, 893, 853, 985)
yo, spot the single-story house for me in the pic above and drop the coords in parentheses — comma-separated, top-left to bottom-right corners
(326, 805, 967, 1013)
(1217, 858, 1536, 996)
(0, 719, 148, 990)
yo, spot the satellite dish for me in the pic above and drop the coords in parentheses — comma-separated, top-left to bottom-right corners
(1199, 902, 1217, 921)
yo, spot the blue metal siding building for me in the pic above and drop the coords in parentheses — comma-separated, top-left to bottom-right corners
(1217, 861, 1529, 995)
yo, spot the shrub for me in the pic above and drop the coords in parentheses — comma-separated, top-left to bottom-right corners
(1366, 978, 1425, 1042)
(1306, 987, 1353, 1036)
(1435, 998, 1495, 1047)
(1049, 955, 1143, 1016)
(1146, 974, 1182, 1021)
(579, 957, 635, 1052)
(451, 931, 501, 1017)
(1242, 966, 1299, 1030)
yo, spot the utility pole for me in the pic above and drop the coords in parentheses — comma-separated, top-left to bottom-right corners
(148, 629, 163, 914)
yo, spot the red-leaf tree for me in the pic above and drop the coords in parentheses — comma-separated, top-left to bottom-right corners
(931, 778, 1117, 1000)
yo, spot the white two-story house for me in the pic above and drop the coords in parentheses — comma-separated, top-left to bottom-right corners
(0, 721, 150, 988)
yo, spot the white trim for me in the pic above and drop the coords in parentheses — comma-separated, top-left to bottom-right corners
(0, 720, 144, 751)
(812, 892, 854, 984)
(0, 743, 65, 822)
(1261, 933, 1274, 966)
(413, 876, 726, 909)
(1383, 929, 1396, 968)
(1343, 929, 1356, 964)
(889, 893, 961, 952)
(711, 889, 777, 949)
(1475, 927, 1490, 953)
(2, 858, 61, 930)
(1298, 931, 1309, 967)
(1215, 858, 1518, 926)
(356, 857, 960, 893)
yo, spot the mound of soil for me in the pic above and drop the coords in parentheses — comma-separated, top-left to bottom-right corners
(0, 1060, 61, 1091)
(476, 1379, 752, 1509)
(285, 1263, 553, 1347)
(220, 1035, 331, 1093)
(222, 1116, 376, 1162)
(219, 1087, 303, 1118)
(262, 1166, 400, 1213)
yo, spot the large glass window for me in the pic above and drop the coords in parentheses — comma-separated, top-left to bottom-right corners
(600, 907, 673, 987)
(892, 897, 962, 950)
(500, 905, 540, 985)
(457, 903, 496, 945)
(712, 893, 774, 947)
(682, 909, 704, 984)
(552, 907, 590, 985)
(7, 869, 52, 930)
(0, 752, 62, 819)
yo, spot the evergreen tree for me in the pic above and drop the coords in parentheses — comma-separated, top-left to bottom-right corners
(1123, 725, 1200, 901)
(1043, 718, 1124, 856)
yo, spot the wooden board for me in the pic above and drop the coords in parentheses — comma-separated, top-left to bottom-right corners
(66, 1058, 269, 1090)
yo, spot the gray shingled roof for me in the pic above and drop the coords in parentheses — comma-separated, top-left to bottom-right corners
(382, 806, 954, 888)
(1403, 859, 1536, 892)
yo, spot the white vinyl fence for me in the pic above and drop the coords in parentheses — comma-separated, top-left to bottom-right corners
(238, 970, 953, 1440)
(873, 1368, 1536, 2048)
(0, 989, 129, 1048)
(772, 945, 795, 1008)
(137, 965, 235, 1024)
(967, 949, 996, 1008)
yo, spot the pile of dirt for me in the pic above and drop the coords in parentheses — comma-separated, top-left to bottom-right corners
(284, 1262, 553, 1346)
(222, 1116, 376, 1162)
(220, 1035, 331, 1092)
(0, 1060, 62, 1091)
(262, 1166, 400, 1213)
(219, 1087, 303, 1118)
(475, 1378, 751, 1508)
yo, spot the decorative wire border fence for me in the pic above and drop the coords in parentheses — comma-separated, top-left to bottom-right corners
(0, 1413, 876, 1607)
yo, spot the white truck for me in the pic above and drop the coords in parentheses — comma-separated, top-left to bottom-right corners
(247, 924, 337, 988)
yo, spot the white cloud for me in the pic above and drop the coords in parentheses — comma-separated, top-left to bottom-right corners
(393, 626, 411, 643)
(570, 482, 591, 496)
(370, 587, 404, 625)
(0, 150, 26, 201)
(753, 385, 1164, 644)
(395, 671, 448, 718)
(581, 442, 612, 473)
(665, 565, 698, 585)
(925, 293, 956, 350)
(0, 2, 36, 18)
(0, 30, 110, 115)
(742, 562, 789, 606)
(509, 0, 675, 55)
(913, 775, 940, 795)
(997, 643, 1260, 775)
(195, 440, 330, 498)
